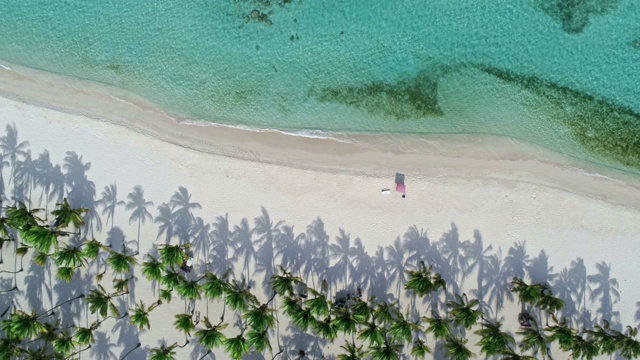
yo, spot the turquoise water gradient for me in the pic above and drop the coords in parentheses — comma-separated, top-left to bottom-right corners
(1, 1, 640, 171)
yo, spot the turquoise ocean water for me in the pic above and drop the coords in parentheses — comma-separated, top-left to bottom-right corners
(1, 0, 640, 173)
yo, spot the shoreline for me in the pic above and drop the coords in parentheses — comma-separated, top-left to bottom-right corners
(2, 59, 640, 210)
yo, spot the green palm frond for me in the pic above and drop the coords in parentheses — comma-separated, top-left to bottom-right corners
(570, 333, 599, 360)
(337, 340, 366, 360)
(196, 317, 227, 350)
(443, 335, 473, 360)
(333, 307, 357, 335)
(174, 313, 195, 336)
(1, 310, 46, 340)
(423, 311, 451, 340)
(244, 304, 276, 332)
(142, 255, 164, 281)
(389, 316, 420, 343)
(269, 265, 303, 296)
(358, 322, 385, 346)
(34, 251, 48, 266)
(474, 320, 515, 357)
(161, 269, 185, 290)
(313, 316, 338, 342)
(82, 238, 107, 260)
(86, 285, 119, 318)
(225, 280, 257, 311)
(159, 288, 173, 303)
(516, 319, 549, 358)
(21, 225, 57, 253)
(15, 245, 29, 257)
(106, 250, 138, 275)
(52, 331, 77, 355)
(291, 306, 316, 332)
(53, 245, 86, 268)
(158, 244, 189, 267)
(411, 339, 431, 359)
(149, 343, 177, 360)
(545, 317, 576, 352)
(57, 266, 75, 282)
(176, 279, 201, 301)
(246, 329, 272, 353)
(51, 198, 88, 229)
(200, 271, 228, 300)
(73, 326, 95, 345)
(350, 298, 373, 322)
(5, 202, 42, 230)
(306, 289, 330, 317)
(113, 277, 130, 294)
(224, 335, 249, 360)
(447, 293, 482, 330)
(368, 338, 402, 360)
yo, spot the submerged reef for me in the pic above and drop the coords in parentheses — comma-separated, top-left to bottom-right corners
(535, 0, 622, 34)
(237, 0, 300, 28)
(478, 65, 640, 170)
(314, 70, 446, 120)
(632, 37, 640, 50)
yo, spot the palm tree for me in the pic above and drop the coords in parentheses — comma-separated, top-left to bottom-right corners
(517, 318, 550, 359)
(5, 201, 42, 229)
(404, 261, 438, 297)
(313, 315, 338, 342)
(587, 262, 620, 322)
(176, 279, 201, 301)
(422, 310, 451, 340)
(52, 330, 78, 356)
(333, 307, 358, 337)
(388, 311, 420, 343)
(149, 342, 180, 360)
(196, 317, 227, 351)
(21, 224, 59, 254)
(225, 279, 258, 311)
(368, 336, 402, 360)
(125, 185, 154, 250)
(200, 271, 229, 301)
(306, 288, 330, 317)
(545, 315, 576, 352)
(174, 312, 196, 336)
(410, 338, 431, 359)
(51, 198, 87, 230)
(291, 304, 317, 332)
(142, 255, 164, 282)
(244, 303, 276, 331)
(74, 323, 99, 346)
(0, 123, 30, 186)
(443, 335, 474, 360)
(337, 340, 366, 360)
(224, 334, 249, 360)
(474, 319, 515, 357)
(570, 332, 599, 360)
(158, 243, 190, 268)
(161, 268, 186, 290)
(447, 293, 482, 330)
(1, 309, 46, 340)
(107, 249, 138, 276)
(270, 265, 303, 297)
(246, 329, 272, 353)
(97, 183, 125, 230)
(86, 284, 120, 318)
(129, 300, 162, 330)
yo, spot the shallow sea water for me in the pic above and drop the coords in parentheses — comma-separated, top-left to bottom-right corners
(1, 0, 640, 173)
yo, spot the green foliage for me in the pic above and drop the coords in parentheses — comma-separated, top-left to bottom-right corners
(174, 313, 195, 336)
(545, 316, 576, 352)
(5, 202, 42, 230)
(158, 244, 189, 267)
(244, 304, 276, 332)
(224, 280, 257, 311)
(73, 326, 96, 346)
(196, 317, 227, 350)
(106, 250, 138, 275)
(474, 320, 515, 357)
(149, 343, 178, 360)
(21, 225, 58, 254)
(86, 285, 119, 318)
(443, 335, 473, 360)
(176, 279, 201, 301)
(368, 337, 402, 360)
(82, 239, 106, 260)
(56, 266, 75, 282)
(224, 335, 249, 360)
(161, 269, 185, 290)
(141, 255, 163, 282)
(447, 293, 482, 330)
(269, 265, 303, 296)
(313, 316, 338, 342)
(388, 313, 420, 343)
(159, 288, 173, 303)
(246, 329, 271, 353)
(306, 289, 330, 317)
(358, 322, 385, 346)
(200, 271, 228, 300)
(52, 331, 77, 356)
(423, 310, 451, 340)
(410, 339, 431, 359)
(53, 245, 85, 268)
(337, 340, 366, 360)
(1, 309, 46, 340)
(51, 198, 87, 229)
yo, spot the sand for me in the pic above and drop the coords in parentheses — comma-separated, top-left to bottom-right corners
(1, 61, 640, 359)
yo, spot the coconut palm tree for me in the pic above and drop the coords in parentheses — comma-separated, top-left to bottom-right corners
(161, 268, 185, 290)
(174, 312, 196, 337)
(244, 303, 276, 332)
(616, 325, 640, 359)
(358, 321, 385, 346)
(5, 201, 42, 229)
(246, 329, 272, 353)
(446, 293, 482, 330)
(125, 185, 154, 249)
(200, 271, 229, 301)
(337, 340, 366, 360)
(149, 342, 180, 360)
(517, 318, 550, 359)
(570, 332, 599, 360)
(291, 304, 317, 332)
(196, 316, 227, 351)
(20, 224, 62, 254)
(585, 321, 617, 356)
(587, 262, 620, 323)
(475, 319, 515, 357)
(225, 279, 257, 311)
(51, 198, 87, 230)
(73, 323, 99, 346)
(86, 284, 120, 318)
(0, 123, 30, 186)
(312, 315, 338, 342)
(388, 311, 421, 343)
(545, 315, 575, 352)
(368, 336, 402, 360)
(404, 261, 437, 298)
(423, 310, 451, 340)
(142, 255, 164, 282)
(333, 307, 358, 338)
(106, 249, 138, 276)
(270, 265, 303, 297)
(1, 309, 46, 340)
(443, 335, 473, 360)
(224, 334, 249, 360)
(158, 243, 190, 268)
(129, 300, 162, 330)
(52, 330, 77, 356)
(176, 279, 201, 301)
(306, 288, 330, 317)
(97, 183, 124, 230)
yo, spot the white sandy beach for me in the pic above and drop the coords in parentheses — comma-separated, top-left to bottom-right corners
(2, 62, 640, 359)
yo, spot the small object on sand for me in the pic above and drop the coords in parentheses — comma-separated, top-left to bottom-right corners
(181, 258, 193, 273)
(381, 188, 390, 195)
(395, 172, 406, 194)
(402, 194, 406, 198)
